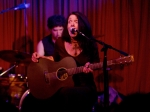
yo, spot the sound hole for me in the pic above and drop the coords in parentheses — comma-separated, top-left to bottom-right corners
(56, 68, 68, 81)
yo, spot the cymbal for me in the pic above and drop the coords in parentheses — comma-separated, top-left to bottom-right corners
(0, 50, 32, 66)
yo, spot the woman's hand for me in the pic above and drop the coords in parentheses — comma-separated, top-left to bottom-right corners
(43, 56, 54, 61)
(32, 52, 54, 62)
(83, 62, 93, 73)
(31, 52, 40, 62)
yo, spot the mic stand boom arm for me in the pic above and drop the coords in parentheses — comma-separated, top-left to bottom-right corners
(0, 3, 30, 14)
(78, 31, 128, 55)
(91, 38, 129, 56)
(0, 6, 15, 14)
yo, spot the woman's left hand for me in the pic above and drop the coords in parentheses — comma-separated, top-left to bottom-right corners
(83, 62, 93, 73)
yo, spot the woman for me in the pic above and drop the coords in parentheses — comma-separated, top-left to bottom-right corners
(30, 11, 100, 112)
(52, 11, 100, 112)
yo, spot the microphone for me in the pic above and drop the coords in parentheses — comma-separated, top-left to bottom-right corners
(70, 27, 89, 39)
(14, 3, 30, 10)
(70, 27, 78, 34)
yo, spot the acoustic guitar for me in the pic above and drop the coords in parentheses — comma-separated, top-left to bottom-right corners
(27, 55, 134, 99)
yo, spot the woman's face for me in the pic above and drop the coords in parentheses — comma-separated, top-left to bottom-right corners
(67, 14, 78, 38)
(50, 26, 64, 40)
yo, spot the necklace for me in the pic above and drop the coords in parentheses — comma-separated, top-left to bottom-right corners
(65, 41, 82, 57)
(73, 42, 79, 56)
(70, 40, 80, 56)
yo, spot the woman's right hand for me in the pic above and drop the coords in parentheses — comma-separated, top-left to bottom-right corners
(31, 52, 40, 62)
(83, 62, 93, 73)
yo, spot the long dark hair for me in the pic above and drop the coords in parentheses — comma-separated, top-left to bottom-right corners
(62, 11, 97, 55)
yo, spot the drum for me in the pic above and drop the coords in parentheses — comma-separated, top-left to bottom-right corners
(7, 74, 28, 108)
(19, 89, 58, 112)
(18, 89, 30, 111)
(18, 89, 50, 112)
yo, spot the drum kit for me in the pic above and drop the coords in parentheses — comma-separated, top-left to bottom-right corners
(0, 50, 32, 110)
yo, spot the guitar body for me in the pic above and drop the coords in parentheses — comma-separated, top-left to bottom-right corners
(27, 57, 77, 99)
(27, 55, 134, 99)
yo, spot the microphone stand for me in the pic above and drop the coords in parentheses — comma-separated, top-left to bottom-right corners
(91, 38, 128, 112)
(78, 32, 128, 112)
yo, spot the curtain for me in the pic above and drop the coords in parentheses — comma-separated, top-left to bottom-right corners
(0, 0, 150, 96)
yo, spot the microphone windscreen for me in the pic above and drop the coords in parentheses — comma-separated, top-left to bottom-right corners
(14, 3, 30, 10)
(70, 27, 75, 34)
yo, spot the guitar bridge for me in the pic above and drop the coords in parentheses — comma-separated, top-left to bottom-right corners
(44, 70, 50, 83)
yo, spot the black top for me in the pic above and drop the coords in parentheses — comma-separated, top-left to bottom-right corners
(42, 34, 55, 56)
(53, 37, 100, 88)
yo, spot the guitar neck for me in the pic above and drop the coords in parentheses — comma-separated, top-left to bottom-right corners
(67, 62, 103, 75)
(67, 54, 134, 75)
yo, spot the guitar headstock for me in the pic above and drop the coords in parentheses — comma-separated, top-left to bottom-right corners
(107, 55, 134, 66)
(114, 55, 134, 65)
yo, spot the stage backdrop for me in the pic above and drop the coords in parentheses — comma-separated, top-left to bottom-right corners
(0, 0, 150, 96)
